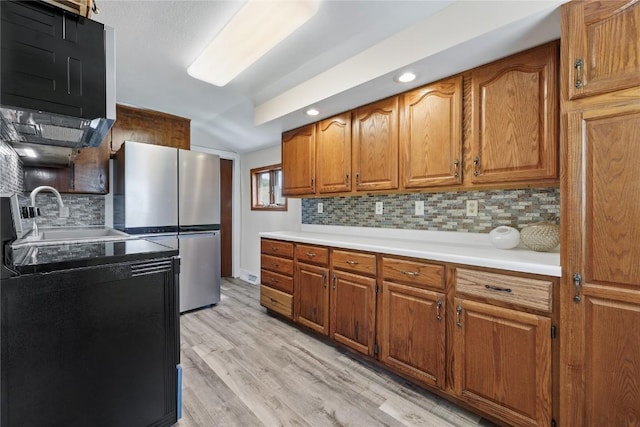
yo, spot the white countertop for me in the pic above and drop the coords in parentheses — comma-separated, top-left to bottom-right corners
(260, 225, 561, 277)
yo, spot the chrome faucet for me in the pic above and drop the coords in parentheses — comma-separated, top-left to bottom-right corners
(28, 186, 69, 237)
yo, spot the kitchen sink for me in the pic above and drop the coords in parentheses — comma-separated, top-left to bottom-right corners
(40, 228, 130, 241)
(12, 227, 133, 247)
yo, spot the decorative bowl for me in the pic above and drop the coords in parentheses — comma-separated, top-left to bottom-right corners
(520, 221, 560, 252)
(489, 226, 520, 249)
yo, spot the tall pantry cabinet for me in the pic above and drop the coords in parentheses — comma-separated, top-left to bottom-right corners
(560, 1, 640, 425)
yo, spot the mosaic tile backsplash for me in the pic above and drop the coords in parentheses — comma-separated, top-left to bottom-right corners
(31, 193, 105, 227)
(302, 188, 560, 233)
(0, 140, 24, 194)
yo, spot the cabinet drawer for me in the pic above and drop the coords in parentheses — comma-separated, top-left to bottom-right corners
(261, 254, 294, 276)
(261, 269, 293, 294)
(456, 268, 553, 313)
(260, 285, 293, 318)
(261, 239, 294, 258)
(295, 244, 329, 266)
(382, 257, 445, 290)
(332, 249, 376, 276)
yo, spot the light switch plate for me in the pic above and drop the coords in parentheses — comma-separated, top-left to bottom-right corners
(375, 201, 383, 215)
(415, 200, 424, 216)
(466, 200, 478, 217)
(317, 202, 323, 214)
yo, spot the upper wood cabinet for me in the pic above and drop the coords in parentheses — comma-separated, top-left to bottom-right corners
(110, 104, 190, 154)
(317, 113, 352, 194)
(352, 97, 399, 191)
(470, 42, 559, 184)
(562, 0, 640, 100)
(400, 76, 463, 188)
(282, 124, 316, 196)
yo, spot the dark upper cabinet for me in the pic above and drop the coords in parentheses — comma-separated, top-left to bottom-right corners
(0, 0, 106, 119)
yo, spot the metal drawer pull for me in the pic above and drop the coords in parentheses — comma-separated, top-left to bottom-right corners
(453, 159, 460, 178)
(401, 270, 420, 277)
(485, 284, 512, 293)
(271, 247, 279, 251)
(272, 263, 279, 268)
(345, 260, 359, 265)
(456, 305, 463, 328)
(270, 297, 278, 303)
(436, 300, 442, 322)
(271, 277, 279, 283)
(305, 252, 317, 257)
(575, 58, 584, 89)
(473, 156, 480, 176)
(323, 272, 327, 288)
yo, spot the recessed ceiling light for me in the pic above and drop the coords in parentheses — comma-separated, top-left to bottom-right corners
(187, 0, 320, 87)
(14, 147, 37, 158)
(396, 72, 416, 83)
(306, 108, 319, 116)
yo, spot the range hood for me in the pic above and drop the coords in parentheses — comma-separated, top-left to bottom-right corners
(0, 106, 115, 166)
(0, 2, 116, 167)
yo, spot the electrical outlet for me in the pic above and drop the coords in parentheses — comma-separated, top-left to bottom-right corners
(415, 200, 424, 216)
(466, 200, 478, 217)
(375, 201, 383, 215)
(317, 202, 323, 214)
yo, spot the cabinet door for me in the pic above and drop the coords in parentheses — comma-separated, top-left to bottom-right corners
(0, 1, 106, 119)
(317, 113, 351, 193)
(330, 270, 376, 356)
(379, 282, 445, 389)
(295, 263, 330, 335)
(400, 76, 462, 188)
(563, 0, 640, 100)
(352, 97, 399, 191)
(470, 43, 558, 184)
(23, 136, 110, 194)
(453, 298, 551, 427)
(562, 103, 640, 426)
(282, 124, 316, 196)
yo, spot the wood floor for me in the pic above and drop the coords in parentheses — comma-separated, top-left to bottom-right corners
(177, 278, 496, 427)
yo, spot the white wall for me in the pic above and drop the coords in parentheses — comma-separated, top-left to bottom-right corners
(239, 145, 301, 283)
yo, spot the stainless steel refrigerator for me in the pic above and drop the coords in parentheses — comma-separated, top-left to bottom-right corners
(114, 141, 221, 312)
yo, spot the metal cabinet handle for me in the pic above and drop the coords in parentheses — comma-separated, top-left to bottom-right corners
(436, 300, 442, 322)
(456, 305, 463, 328)
(271, 247, 279, 252)
(573, 272, 582, 303)
(270, 297, 278, 303)
(323, 272, 327, 288)
(355, 172, 360, 185)
(272, 263, 279, 268)
(575, 58, 584, 89)
(345, 173, 350, 186)
(305, 252, 317, 258)
(311, 177, 315, 190)
(484, 284, 512, 293)
(346, 260, 359, 265)
(453, 159, 460, 178)
(271, 277, 279, 283)
(332, 273, 337, 290)
(401, 270, 419, 277)
(473, 156, 480, 177)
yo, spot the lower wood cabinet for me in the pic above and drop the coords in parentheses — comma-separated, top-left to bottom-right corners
(453, 298, 552, 427)
(379, 281, 445, 389)
(330, 269, 376, 356)
(260, 238, 558, 427)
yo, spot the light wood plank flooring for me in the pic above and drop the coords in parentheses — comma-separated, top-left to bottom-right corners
(177, 278, 496, 427)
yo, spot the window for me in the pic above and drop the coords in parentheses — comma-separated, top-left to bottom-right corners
(251, 164, 287, 210)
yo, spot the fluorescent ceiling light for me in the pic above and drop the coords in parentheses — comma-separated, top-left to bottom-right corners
(188, 0, 320, 87)
(14, 147, 37, 158)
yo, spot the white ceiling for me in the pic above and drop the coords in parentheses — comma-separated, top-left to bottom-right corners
(93, 0, 566, 154)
